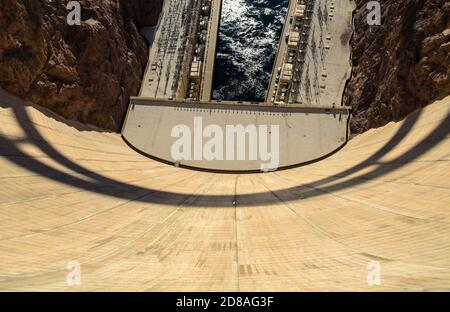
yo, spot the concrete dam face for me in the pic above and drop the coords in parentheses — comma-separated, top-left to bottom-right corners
(1, 89, 450, 291)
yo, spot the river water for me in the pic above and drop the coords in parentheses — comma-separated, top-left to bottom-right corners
(212, 0, 289, 102)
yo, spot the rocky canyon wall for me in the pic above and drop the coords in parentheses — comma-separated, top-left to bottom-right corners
(0, 0, 163, 131)
(346, 0, 450, 133)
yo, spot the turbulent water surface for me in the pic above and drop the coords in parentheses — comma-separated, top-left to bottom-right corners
(212, 0, 288, 102)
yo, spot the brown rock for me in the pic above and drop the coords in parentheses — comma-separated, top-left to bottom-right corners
(0, 0, 163, 131)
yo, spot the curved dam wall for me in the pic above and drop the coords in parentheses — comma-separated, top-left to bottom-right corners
(1, 88, 450, 291)
(121, 98, 350, 171)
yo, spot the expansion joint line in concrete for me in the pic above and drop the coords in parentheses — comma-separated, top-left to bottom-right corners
(233, 175, 241, 291)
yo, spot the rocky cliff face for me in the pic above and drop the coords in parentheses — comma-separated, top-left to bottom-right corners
(0, 0, 163, 131)
(346, 0, 450, 133)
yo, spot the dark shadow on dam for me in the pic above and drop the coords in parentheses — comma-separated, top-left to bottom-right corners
(1, 95, 450, 207)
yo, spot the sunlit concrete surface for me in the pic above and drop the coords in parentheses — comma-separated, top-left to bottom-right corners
(1, 88, 450, 291)
(122, 98, 350, 171)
